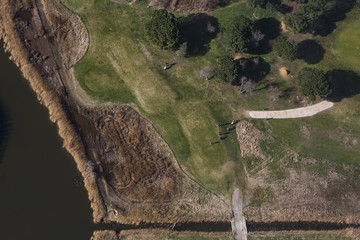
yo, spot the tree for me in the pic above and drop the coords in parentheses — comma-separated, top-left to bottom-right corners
(297, 67, 332, 100)
(223, 16, 253, 53)
(273, 35, 298, 61)
(214, 55, 241, 84)
(243, 78, 256, 94)
(284, 14, 309, 33)
(248, 0, 258, 8)
(284, 0, 335, 34)
(145, 10, 180, 50)
(250, 29, 265, 48)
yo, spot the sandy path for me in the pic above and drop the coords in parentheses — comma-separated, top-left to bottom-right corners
(247, 100, 334, 119)
(231, 188, 248, 240)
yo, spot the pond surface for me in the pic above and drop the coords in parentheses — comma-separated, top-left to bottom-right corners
(0, 46, 93, 239)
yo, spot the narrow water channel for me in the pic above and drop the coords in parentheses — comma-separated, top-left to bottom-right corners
(0, 46, 93, 239)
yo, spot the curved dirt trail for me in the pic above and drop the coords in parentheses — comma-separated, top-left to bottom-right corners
(247, 100, 334, 119)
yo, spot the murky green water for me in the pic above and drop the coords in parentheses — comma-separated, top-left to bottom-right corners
(0, 46, 93, 239)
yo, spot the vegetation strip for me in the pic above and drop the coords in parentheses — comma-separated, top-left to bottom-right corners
(92, 221, 360, 233)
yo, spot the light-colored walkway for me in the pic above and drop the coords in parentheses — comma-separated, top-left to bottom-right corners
(247, 100, 334, 119)
(231, 188, 248, 240)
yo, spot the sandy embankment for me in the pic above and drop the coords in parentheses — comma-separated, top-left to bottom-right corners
(0, 0, 231, 224)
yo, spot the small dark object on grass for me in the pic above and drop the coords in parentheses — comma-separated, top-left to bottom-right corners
(217, 122, 220, 127)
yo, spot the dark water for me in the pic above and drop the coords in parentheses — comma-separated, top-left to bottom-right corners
(0, 47, 93, 239)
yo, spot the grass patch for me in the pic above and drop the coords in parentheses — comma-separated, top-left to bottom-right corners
(259, 139, 287, 159)
(249, 185, 275, 207)
(212, 2, 277, 31)
(244, 156, 265, 175)
(269, 162, 290, 180)
(336, 19, 360, 72)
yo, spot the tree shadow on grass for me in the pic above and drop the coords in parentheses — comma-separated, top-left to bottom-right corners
(0, 101, 11, 164)
(242, 57, 271, 82)
(251, 18, 281, 54)
(280, 4, 293, 14)
(298, 39, 325, 64)
(314, 0, 357, 36)
(178, 14, 219, 57)
(327, 70, 360, 102)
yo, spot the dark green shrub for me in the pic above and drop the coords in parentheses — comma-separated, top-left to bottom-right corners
(145, 10, 180, 50)
(273, 35, 298, 61)
(284, 14, 309, 33)
(223, 15, 253, 53)
(297, 67, 332, 100)
(214, 55, 242, 84)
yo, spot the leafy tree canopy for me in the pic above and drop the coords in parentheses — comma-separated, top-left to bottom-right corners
(223, 15, 253, 53)
(297, 67, 332, 100)
(273, 35, 298, 61)
(145, 10, 180, 50)
(214, 55, 242, 84)
(284, 14, 309, 33)
(284, 0, 335, 34)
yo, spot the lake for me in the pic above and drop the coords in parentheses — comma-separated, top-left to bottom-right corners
(0, 45, 93, 239)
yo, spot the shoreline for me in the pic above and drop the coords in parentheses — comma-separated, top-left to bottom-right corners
(0, 0, 106, 222)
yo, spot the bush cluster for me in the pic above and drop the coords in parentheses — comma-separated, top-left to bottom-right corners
(297, 67, 332, 100)
(272, 35, 298, 61)
(284, 0, 335, 34)
(145, 10, 180, 50)
(223, 16, 253, 53)
(214, 55, 242, 84)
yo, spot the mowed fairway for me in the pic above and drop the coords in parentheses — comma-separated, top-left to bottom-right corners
(61, 0, 360, 199)
(62, 0, 245, 197)
(336, 19, 360, 72)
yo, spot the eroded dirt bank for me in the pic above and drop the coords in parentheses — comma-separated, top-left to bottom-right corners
(0, 0, 231, 224)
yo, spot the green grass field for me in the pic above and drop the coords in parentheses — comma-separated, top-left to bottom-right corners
(61, 0, 360, 199)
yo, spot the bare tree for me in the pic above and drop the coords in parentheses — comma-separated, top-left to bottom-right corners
(250, 29, 265, 48)
(244, 79, 256, 94)
(207, 21, 216, 33)
(239, 76, 256, 94)
(268, 85, 282, 101)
